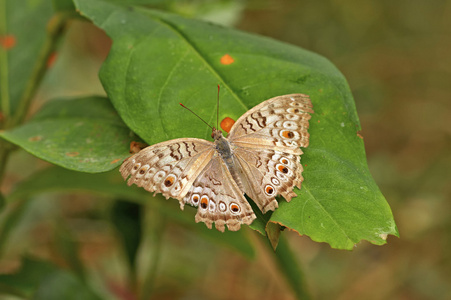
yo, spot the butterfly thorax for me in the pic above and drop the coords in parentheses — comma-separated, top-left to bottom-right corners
(212, 128, 245, 190)
(212, 128, 231, 159)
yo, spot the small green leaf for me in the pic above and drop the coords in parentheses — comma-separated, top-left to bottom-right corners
(32, 270, 102, 300)
(0, 257, 102, 300)
(0, 96, 134, 172)
(73, 0, 398, 249)
(0, 257, 54, 297)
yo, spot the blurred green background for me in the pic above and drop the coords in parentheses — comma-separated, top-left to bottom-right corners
(1, 0, 450, 299)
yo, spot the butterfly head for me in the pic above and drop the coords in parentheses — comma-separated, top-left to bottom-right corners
(211, 127, 224, 140)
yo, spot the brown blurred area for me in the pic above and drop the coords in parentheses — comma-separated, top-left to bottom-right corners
(237, 0, 451, 299)
(5, 1, 450, 299)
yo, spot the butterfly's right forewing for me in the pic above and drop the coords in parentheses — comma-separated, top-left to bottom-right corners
(228, 94, 313, 153)
(227, 94, 313, 213)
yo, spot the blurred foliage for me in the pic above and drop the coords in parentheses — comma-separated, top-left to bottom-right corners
(1, 0, 449, 300)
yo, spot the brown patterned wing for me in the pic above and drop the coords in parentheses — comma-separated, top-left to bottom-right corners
(119, 138, 215, 209)
(182, 155, 256, 232)
(228, 94, 313, 154)
(233, 147, 304, 213)
(228, 94, 313, 213)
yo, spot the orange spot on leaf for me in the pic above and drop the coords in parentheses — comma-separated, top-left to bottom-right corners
(220, 117, 235, 133)
(220, 54, 234, 65)
(65, 152, 79, 157)
(357, 131, 364, 139)
(47, 52, 57, 68)
(28, 136, 42, 142)
(0, 35, 16, 50)
(110, 158, 121, 164)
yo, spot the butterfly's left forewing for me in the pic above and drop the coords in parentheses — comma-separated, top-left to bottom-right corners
(120, 138, 215, 208)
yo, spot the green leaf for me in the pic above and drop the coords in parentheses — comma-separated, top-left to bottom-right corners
(248, 197, 271, 235)
(0, 257, 102, 300)
(32, 271, 102, 300)
(0, 96, 134, 173)
(6, 166, 255, 258)
(74, 0, 398, 249)
(52, 0, 76, 12)
(0, 0, 53, 117)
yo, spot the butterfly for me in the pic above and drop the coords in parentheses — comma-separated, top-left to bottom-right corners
(120, 94, 313, 232)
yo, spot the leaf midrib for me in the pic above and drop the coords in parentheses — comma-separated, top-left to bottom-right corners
(143, 10, 248, 112)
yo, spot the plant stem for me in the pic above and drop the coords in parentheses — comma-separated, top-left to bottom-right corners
(0, 12, 72, 186)
(0, 144, 11, 185)
(0, 0, 10, 118)
(139, 206, 166, 300)
(8, 12, 70, 128)
(269, 234, 311, 300)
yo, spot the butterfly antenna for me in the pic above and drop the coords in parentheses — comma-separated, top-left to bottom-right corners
(179, 103, 213, 130)
(217, 84, 220, 129)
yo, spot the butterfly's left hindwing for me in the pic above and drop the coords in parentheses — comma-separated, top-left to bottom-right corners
(183, 155, 256, 232)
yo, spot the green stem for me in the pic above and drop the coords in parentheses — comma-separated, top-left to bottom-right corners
(0, 198, 30, 257)
(0, 0, 10, 118)
(269, 235, 311, 300)
(0, 12, 72, 186)
(139, 207, 166, 300)
(0, 141, 13, 185)
(9, 12, 70, 128)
